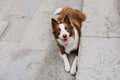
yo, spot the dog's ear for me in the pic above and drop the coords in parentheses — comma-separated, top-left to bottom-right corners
(64, 15, 71, 24)
(51, 18, 58, 28)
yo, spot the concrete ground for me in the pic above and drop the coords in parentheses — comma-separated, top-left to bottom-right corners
(0, 0, 120, 80)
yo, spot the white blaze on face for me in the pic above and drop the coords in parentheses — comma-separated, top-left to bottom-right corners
(57, 24, 70, 46)
(59, 24, 69, 39)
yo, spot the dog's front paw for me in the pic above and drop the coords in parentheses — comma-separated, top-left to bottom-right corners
(70, 68, 76, 75)
(65, 64, 70, 72)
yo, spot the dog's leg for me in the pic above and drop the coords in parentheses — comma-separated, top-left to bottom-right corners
(70, 56, 78, 75)
(60, 53, 70, 72)
(53, 8, 63, 15)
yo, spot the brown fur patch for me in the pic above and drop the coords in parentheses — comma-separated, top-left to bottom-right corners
(57, 7, 86, 38)
(51, 7, 86, 54)
(57, 43, 65, 54)
(51, 18, 60, 39)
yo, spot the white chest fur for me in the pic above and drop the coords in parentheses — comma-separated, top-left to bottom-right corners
(65, 27, 79, 54)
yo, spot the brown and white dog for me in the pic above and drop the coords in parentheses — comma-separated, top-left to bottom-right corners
(51, 7, 86, 75)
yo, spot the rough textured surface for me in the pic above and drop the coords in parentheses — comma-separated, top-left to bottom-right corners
(0, 0, 83, 80)
(76, 0, 120, 80)
(76, 37, 120, 80)
(82, 0, 120, 38)
(0, 0, 120, 80)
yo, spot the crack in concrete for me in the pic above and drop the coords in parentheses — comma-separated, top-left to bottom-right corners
(82, 36, 120, 38)
(0, 21, 10, 41)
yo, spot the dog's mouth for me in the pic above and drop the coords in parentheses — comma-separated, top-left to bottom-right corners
(62, 38, 69, 46)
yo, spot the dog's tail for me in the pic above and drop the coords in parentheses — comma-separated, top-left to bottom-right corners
(53, 8, 63, 15)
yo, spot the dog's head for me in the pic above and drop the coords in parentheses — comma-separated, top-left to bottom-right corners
(51, 15, 74, 46)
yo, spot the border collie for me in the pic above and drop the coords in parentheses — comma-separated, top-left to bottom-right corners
(51, 7, 86, 75)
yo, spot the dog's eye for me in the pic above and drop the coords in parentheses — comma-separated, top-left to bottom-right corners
(57, 32, 60, 35)
(65, 26, 73, 30)
(65, 27, 69, 30)
(65, 26, 73, 33)
(65, 27, 67, 30)
(53, 31, 56, 34)
(57, 28, 61, 33)
(58, 28, 61, 32)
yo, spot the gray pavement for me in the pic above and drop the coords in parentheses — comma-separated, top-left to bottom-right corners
(0, 0, 120, 80)
(77, 0, 120, 80)
(0, 0, 83, 80)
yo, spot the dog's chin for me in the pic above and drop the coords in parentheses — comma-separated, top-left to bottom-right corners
(61, 38, 69, 46)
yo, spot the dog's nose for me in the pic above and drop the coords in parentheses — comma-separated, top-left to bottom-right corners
(63, 34, 67, 38)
